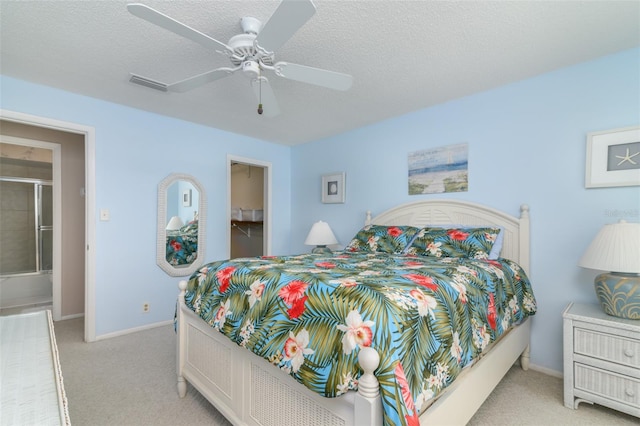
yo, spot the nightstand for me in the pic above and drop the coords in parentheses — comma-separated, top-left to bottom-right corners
(563, 302, 640, 418)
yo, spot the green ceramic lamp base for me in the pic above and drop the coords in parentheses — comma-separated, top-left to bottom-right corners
(311, 245, 332, 254)
(594, 272, 640, 320)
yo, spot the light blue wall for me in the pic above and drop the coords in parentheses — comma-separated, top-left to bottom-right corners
(0, 76, 292, 336)
(290, 48, 640, 374)
(1, 48, 638, 372)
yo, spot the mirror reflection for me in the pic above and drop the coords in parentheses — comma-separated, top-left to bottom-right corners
(166, 180, 199, 266)
(157, 174, 206, 277)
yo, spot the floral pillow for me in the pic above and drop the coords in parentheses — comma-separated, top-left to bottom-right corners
(405, 227, 501, 259)
(345, 225, 420, 254)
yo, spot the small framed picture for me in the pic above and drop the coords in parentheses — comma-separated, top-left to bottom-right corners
(585, 126, 640, 188)
(182, 189, 192, 207)
(321, 172, 346, 203)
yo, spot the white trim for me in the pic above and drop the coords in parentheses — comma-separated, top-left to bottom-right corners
(0, 109, 97, 342)
(227, 155, 272, 257)
(529, 363, 563, 379)
(93, 319, 173, 341)
(60, 313, 85, 321)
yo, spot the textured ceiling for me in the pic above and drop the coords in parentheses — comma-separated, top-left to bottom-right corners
(1, 1, 639, 146)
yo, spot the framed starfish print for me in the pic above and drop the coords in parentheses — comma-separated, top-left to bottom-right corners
(585, 126, 640, 188)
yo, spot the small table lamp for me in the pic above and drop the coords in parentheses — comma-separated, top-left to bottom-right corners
(579, 220, 640, 319)
(166, 216, 184, 230)
(305, 220, 338, 254)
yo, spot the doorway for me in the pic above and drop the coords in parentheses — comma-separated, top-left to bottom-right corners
(1, 109, 96, 342)
(227, 155, 271, 258)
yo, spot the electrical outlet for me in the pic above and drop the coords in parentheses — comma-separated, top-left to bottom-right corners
(142, 303, 150, 313)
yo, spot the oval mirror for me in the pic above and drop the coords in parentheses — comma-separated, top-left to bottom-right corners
(157, 173, 206, 276)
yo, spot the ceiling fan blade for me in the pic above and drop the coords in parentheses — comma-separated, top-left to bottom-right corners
(168, 67, 238, 92)
(251, 77, 280, 117)
(127, 3, 233, 54)
(274, 62, 353, 91)
(255, 0, 316, 53)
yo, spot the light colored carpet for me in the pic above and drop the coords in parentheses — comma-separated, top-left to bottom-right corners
(52, 317, 638, 426)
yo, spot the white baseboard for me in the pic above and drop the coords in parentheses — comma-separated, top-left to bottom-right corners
(529, 362, 563, 378)
(94, 319, 174, 341)
(60, 313, 84, 321)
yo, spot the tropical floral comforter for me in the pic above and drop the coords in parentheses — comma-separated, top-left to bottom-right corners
(183, 251, 536, 426)
(166, 221, 198, 266)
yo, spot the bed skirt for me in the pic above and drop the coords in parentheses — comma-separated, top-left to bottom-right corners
(0, 310, 71, 425)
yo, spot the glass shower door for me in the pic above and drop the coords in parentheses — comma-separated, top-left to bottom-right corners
(0, 178, 52, 275)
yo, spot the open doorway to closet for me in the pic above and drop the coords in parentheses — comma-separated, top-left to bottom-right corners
(228, 155, 271, 258)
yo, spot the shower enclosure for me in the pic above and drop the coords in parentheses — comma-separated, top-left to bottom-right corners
(0, 177, 53, 308)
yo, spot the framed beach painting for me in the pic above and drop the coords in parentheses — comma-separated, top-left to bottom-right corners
(408, 143, 468, 195)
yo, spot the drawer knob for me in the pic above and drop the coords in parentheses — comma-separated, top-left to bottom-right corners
(625, 388, 635, 397)
(623, 348, 635, 358)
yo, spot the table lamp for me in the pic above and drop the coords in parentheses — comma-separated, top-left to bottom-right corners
(304, 221, 338, 254)
(166, 216, 184, 230)
(579, 220, 640, 319)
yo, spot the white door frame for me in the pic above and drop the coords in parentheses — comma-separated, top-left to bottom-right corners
(227, 155, 272, 257)
(1, 109, 97, 342)
(0, 135, 61, 316)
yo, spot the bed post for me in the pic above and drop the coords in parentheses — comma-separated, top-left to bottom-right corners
(354, 347, 384, 425)
(177, 280, 188, 398)
(518, 204, 530, 276)
(518, 204, 531, 371)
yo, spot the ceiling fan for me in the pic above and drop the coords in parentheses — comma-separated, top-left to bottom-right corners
(127, 0, 353, 117)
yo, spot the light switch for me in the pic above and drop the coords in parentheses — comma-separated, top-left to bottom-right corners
(100, 209, 110, 221)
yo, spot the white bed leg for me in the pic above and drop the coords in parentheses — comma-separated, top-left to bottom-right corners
(355, 346, 383, 425)
(520, 344, 530, 370)
(177, 376, 187, 398)
(177, 280, 188, 398)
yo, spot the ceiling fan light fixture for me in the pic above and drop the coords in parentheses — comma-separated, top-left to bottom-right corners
(242, 60, 261, 79)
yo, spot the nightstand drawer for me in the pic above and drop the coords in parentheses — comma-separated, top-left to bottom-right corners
(575, 363, 640, 408)
(574, 327, 640, 368)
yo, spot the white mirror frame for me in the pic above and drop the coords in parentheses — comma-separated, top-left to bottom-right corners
(157, 173, 206, 277)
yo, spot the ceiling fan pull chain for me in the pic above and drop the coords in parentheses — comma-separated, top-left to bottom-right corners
(257, 68, 264, 115)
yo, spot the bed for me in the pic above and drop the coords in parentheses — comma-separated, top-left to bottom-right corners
(175, 199, 536, 426)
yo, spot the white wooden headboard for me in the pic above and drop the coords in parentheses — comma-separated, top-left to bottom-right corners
(366, 200, 531, 274)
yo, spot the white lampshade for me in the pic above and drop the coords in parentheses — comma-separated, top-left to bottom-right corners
(166, 216, 184, 231)
(579, 220, 640, 273)
(304, 221, 339, 246)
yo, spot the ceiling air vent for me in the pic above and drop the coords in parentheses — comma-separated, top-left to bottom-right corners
(129, 74, 168, 92)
